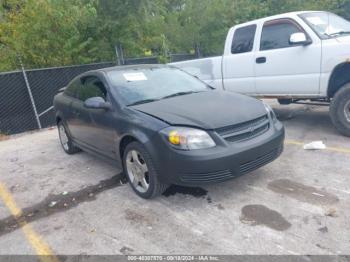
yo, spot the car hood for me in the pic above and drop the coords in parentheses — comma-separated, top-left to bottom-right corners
(335, 35, 350, 43)
(130, 91, 267, 130)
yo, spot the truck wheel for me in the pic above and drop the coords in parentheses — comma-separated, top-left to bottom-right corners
(330, 83, 350, 137)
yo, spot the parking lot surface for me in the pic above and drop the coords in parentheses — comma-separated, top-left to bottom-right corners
(0, 101, 349, 255)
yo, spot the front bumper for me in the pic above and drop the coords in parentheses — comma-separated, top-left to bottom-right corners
(147, 121, 285, 186)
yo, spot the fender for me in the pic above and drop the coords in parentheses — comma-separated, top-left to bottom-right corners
(327, 62, 350, 97)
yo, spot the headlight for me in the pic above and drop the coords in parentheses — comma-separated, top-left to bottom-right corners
(264, 103, 278, 123)
(160, 127, 216, 150)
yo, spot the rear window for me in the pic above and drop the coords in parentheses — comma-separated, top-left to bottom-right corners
(231, 25, 257, 54)
(64, 79, 81, 98)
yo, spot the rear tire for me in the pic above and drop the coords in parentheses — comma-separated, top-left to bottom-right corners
(57, 121, 81, 154)
(123, 141, 168, 199)
(330, 83, 350, 137)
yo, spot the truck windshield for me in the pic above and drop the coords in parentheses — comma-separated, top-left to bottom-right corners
(300, 12, 350, 39)
(107, 67, 212, 106)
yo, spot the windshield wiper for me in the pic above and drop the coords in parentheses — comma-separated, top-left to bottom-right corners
(161, 91, 202, 100)
(128, 91, 203, 106)
(128, 98, 160, 106)
(327, 31, 350, 37)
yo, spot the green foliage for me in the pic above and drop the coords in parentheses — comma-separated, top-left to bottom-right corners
(0, 0, 98, 70)
(0, 0, 349, 71)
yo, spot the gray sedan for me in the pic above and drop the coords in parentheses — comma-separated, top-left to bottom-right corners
(53, 65, 284, 199)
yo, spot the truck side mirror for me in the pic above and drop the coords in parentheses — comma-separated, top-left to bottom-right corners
(289, 32, 312, 46)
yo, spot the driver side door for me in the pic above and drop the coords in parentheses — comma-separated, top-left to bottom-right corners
(78, 75, 116, 159)
(254, 18, 322, 95)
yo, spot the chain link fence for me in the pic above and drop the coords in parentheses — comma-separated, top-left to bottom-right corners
(0, 54, 198, 135)
(0, 70, 38, 134)
(0, 62, 117, 135)
(169, 53, 199, 62)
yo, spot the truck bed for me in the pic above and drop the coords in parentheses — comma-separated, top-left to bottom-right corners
(169, 56, 224, 90)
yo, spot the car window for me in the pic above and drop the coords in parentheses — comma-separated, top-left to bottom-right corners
(260, 19, 303, 51)
(64, 79, 81, 98)
(78, 76, 107, 102)
(231, 25, 257, 54)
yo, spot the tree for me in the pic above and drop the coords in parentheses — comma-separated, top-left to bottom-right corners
(0, 0, 98, 70)
(1, 0, 349, 71)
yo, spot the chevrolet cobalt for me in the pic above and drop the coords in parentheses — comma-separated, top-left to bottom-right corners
(53, 65, 284, 199)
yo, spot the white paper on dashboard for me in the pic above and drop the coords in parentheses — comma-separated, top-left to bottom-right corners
(123, 72, 147, 81)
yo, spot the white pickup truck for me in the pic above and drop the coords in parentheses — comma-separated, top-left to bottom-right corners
(172, 11, 350, 136)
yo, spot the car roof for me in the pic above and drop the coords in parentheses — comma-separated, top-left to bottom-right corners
(72, 64, 171, 83)
(96, 64, 168, 74)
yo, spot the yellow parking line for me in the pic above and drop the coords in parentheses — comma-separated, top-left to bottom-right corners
(285, 140, 350, 155)
(0, 182, 59, 262)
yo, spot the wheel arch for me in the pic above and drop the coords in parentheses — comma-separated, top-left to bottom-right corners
(118, 135, 139, 161)
(328, 62, 350, 98)
(55, 110, 64, 125)
(118, 128, 156, 161)
(56, 115, 62, 125)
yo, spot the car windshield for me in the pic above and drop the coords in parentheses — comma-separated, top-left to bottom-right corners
(107, 67, 212, 106)
(300, 12, 350, 38)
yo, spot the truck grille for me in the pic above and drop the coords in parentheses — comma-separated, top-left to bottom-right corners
(216, 115, 269, 143)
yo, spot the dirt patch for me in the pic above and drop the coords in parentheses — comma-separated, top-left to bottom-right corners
(125, 209, 153, 227)
(0, 133, 9, 141)
(216, 204, 225, 210)
(0, 174, 126, 237)
(162, 185, 207, 198)
(120, 246, 134, 255)
(318, 226, 328, 233)
(325, 207, 338, 217)
(240, 204, 291, 231)
(268, 179, 339, 206)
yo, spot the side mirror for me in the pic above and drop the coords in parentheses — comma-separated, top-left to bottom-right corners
(289, 32, 312, 46)
(84, 97, 111, 110)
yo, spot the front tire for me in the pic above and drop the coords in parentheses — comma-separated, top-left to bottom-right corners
(123, 142, 168, 199)
(57, 121, 81, 154)
(330, 83, 350, 137)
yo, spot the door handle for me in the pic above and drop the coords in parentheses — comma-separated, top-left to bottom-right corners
(256, 57, 267, 64)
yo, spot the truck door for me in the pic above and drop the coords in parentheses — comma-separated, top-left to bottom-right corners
(222, 24, 257, 94)
(254, 18, 321, 95)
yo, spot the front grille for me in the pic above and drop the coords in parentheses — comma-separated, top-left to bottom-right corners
(180, 169, 234, 183)
(239, 146, 283, 175)
(179, 146, 283, 183)
(216, 115, 269, 143)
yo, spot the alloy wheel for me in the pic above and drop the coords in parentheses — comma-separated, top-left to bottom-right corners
(58, 124, 69, 151)
(126, 150, 150, 193)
